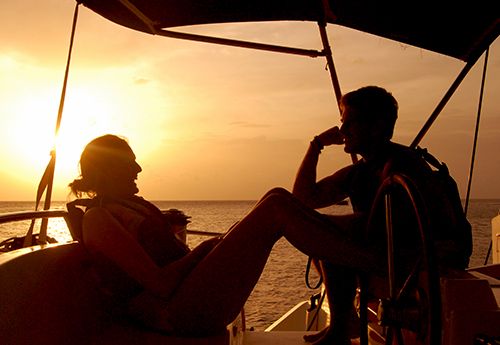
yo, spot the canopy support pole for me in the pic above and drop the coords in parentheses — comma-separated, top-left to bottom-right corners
(410, 51, 484, 149)
(464, 48, 489, 216)
(459, 48, 491, 265)
(318, 22, 342, 106)
(317, 20, 358, 163)
(156, 29, 325, 57)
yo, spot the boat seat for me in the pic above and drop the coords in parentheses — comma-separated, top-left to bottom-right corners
(440, 269, 500, 345)
(0, 242, 232, 345)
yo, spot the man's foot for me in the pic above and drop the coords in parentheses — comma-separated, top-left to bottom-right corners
(303, 327, 329, 343)
(304, 312, 360, 343)
(303, 326, 351, 345)
(348, 312, 361, 339)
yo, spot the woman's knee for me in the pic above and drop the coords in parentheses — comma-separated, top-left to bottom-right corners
(261, 187, 294, 206)
(253, 188, 303, 228)
(267, 186, 290, 195)
(260, 187, 291, 200)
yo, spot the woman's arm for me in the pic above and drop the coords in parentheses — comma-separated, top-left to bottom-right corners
(83, 207, 222, 298)
(157, 236, 222, 296)
(83, 207, 171, 296)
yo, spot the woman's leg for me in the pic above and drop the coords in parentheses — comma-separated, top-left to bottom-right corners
(162, 188, 383, 335)
(160, 192, 282, 335)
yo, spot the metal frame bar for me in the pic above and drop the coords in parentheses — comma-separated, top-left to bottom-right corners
(156, 28, 325, 58)
(465, 48, 489, 215)
(410, 50, 485, 148)
(117, 0, 325, 58)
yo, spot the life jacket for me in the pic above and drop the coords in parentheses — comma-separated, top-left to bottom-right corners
(66, 196, 190, 304)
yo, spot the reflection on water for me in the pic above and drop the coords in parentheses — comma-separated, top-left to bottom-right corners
(0, 214, 71, 244)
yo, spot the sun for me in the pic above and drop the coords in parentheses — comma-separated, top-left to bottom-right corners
(2, 84, 130, 199)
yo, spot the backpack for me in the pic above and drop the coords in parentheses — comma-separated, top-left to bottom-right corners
(415, 147, 473, 269)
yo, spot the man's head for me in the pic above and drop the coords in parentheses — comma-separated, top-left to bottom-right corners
(339, 86, 398, 155)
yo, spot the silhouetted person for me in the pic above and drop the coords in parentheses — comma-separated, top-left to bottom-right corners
(294, 86, 470, 345)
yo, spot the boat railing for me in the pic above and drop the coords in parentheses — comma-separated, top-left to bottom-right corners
(0, 208, 221, 253)
(0, 209, 71, 225)
(0, 209, 69, 252)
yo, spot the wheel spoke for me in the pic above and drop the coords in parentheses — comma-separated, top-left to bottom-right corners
(367, 173, 441, 345)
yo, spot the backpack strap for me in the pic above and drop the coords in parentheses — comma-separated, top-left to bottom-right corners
(415, 146, 449, 175)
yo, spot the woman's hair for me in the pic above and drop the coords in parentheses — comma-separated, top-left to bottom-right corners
(69, 134, 130, 198)
(340, 86, 398, 140)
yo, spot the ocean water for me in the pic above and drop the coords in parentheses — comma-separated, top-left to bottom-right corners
(1, 199, 499, 330)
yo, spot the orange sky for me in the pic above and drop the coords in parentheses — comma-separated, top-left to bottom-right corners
(0, 0, 499, 201)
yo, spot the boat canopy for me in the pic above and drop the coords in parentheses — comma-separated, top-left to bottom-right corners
(79, 0, 499, 62)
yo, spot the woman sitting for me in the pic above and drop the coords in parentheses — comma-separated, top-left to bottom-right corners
(69, 134, 382, 342)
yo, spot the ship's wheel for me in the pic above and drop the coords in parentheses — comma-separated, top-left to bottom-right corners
(360, 173, 442, 345)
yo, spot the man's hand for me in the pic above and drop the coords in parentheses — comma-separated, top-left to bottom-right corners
(317, 126, 344, 147)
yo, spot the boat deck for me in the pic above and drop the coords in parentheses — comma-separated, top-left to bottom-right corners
(244, 331, 341, 345)
(244, 331, 304, 344)
(95, 330, 366, 345)
(244, 331, 382, 345)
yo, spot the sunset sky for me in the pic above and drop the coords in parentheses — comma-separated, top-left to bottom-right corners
(1, 0, 499, 202)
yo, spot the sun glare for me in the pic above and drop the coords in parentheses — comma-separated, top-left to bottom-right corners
(3, 84, 133, 198)
(5, 92, 56, 167)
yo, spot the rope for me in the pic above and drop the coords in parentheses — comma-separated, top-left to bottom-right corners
(24, 2, 80, 247)
(306, 290, 327, 331)
(305, 257, 323, 289)
(304, 257, 324, 332)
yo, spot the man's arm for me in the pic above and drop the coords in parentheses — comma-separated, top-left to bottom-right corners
(293, 140, 321, 205)
(293, 126, 349, 209)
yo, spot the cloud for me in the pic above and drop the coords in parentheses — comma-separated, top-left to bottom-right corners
(229, 121, 270, 129)
(134, 78, 150, 85)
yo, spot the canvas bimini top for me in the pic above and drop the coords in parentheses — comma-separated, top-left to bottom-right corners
(79, 0, 498, 62)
